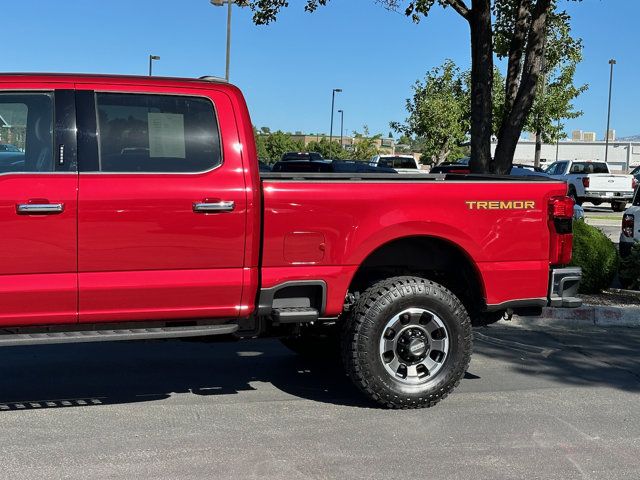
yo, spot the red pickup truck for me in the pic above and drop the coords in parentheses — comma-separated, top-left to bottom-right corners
(0, 73, 581, 408)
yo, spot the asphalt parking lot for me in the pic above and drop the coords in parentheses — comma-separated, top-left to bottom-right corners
(582, 203, 623, 243)
(0, 323, 638, 480)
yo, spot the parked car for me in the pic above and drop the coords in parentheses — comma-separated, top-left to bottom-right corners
(0, 143, 21, 152)
(0, 142, 26, 172)
(271, 159, 396, 173)
(369, 154, 426, 174)
(0, 73, 582, 409)
(544, 160, 635, 212)
(258, 160, 271, 172)
(280, 151, 324, 162)
(429, 158, 472, 174)
(620, 187, 640, 257)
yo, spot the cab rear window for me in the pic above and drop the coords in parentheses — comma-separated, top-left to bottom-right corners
(95, 93, 221, 173)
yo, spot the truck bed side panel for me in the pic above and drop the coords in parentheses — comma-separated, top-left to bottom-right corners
(262, 179, 567, 314)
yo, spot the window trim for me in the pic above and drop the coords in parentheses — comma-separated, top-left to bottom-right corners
(77, 90, 224, 175)
(0, 90, 75, 176)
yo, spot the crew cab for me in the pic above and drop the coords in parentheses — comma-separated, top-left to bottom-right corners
(545, 160, 636, 212)
(0, 73, 581, 409)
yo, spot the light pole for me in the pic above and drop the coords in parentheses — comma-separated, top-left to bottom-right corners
(329, 88, 342, 145)
(338, 109, 344, 147)
(211, 0, 234, 81)
(555, 118, 561, 162)
(148, 55, 160, 76)
(605, 58, 616, 164)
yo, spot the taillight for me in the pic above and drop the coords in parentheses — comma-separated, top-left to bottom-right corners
(623, 214, 635, 238)
(548, 196, 574, 265)
(633, 177, 638, 190)
(582, 177, 590, 188)
(549, 196, 574, 220)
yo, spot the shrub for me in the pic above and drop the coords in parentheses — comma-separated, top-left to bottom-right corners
(619, 243, 640, 290)
(569, 220, 618, 294)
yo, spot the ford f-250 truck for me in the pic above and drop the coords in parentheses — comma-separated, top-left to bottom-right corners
(544, 160, 636, 212)
(0, 73, 581, 409)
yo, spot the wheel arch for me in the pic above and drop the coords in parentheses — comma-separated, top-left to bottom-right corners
(346, 235, 488, 315)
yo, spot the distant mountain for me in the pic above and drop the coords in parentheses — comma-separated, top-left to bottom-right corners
(618, 134, 640, 141)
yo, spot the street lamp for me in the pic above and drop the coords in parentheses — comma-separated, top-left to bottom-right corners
(605, 58, 616, 164)
(211, 0, 234, 81)
(338, 109, 344, 147)
(148, 55, 160, 76)
(329, 88, 342, 145)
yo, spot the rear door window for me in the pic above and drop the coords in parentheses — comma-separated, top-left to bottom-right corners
(94, 93, 221, 173)
(0, 92, 54, 173)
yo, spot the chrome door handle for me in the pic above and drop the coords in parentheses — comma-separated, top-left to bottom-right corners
(193, 201, 235, 213)
(16, 203, 65, 214)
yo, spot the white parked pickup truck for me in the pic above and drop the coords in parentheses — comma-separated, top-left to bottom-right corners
(545, 160, 636, 212)
(369, 155, 427, 174)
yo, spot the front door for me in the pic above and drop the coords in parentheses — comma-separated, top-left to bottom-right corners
(75, 85, 247, 323)
(0, 87, 78, 326)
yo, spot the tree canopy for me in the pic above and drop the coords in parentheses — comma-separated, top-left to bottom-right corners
(391, 60, 469, 165)
(242, 0, 582, 173)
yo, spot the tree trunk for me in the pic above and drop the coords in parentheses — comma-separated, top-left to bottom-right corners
(534, 129, 542, 167)
(468, 0, 493, 173)
(493, 0, 551, 174)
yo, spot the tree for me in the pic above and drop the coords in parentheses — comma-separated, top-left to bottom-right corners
(391, 60, 469, 165)
(244, 0, 578, 174)
(305, 138, 347, 159)
(350, 126, 381, 160)
(521, 10, 587, 166)
(261, 130, 304, 162)
(254, 126, 269, 160)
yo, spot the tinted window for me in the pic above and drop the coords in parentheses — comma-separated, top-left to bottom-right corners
(569, 162, 608, 174)
(545, 161, 567, 175)
(0, 92, 53, 173)
(95, 93, 221, 173)
(379, 157, 417, 169)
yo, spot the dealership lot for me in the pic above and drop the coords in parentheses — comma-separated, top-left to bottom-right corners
(0, 323, 637, 480)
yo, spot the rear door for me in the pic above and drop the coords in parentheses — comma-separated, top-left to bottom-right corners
(0, 86, 78, 326)
(75, 84, 247, 323)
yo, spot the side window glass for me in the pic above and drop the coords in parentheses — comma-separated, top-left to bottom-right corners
(95, 93, 221, 173)
(0, 92, 54, 173)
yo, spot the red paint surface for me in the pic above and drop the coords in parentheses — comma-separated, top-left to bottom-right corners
(0, 74, 570, 327)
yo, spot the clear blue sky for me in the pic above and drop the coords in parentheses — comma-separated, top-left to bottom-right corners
(2, 0, 638, 139)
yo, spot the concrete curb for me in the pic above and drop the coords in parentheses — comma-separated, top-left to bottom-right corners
(515, 305, 640, 328)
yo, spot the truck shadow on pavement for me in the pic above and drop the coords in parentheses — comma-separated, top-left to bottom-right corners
(0, 338, 370, 411)
(473, 324, 640, 393)
(0, 324, 637, 411)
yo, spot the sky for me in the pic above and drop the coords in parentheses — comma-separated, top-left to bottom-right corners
(2, 0, 639, 139)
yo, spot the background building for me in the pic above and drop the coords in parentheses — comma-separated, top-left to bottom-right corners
(491, 137, 640, 172)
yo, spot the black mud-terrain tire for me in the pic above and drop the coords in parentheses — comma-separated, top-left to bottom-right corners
(568, 186, 583, 206)
(612, 201, 627, 212)
(341, 276, 472, 409)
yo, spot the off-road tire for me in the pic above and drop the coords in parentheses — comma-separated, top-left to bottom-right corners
(341, 276, 472, 409)
(612, 201, 626, 212)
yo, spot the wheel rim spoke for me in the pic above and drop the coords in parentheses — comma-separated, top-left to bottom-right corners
(430, 339, 447, 353)
(419, 356, 439, 372)
(378, 307, 450, 386)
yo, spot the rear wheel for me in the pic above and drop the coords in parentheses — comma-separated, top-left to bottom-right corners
(612, 201, 627, 212)
(341, 276, 472, 409)
(568, 186, 582, 206)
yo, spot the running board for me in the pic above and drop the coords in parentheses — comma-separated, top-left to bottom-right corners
(272, 307, 319, 324)
(0, 324, 238, 347)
